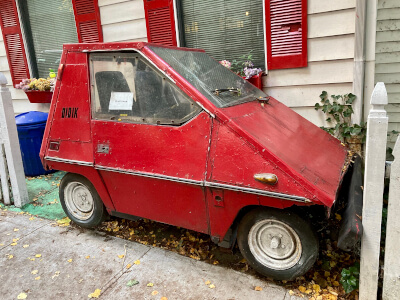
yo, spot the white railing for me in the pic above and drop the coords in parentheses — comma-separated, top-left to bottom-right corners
(0, 73, 28, 207)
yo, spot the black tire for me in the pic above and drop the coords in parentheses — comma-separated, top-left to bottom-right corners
(237, 207, 318, 281)
(59, 173, 107, 228)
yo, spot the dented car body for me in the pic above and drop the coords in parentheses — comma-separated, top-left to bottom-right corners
(40, 42, 359, 280)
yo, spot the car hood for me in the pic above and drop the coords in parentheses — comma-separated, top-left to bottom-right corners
(216, 98, 349, 207)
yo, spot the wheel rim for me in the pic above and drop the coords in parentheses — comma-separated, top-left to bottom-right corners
(248, 219, 302, 270)
(64, 181, 94, 221)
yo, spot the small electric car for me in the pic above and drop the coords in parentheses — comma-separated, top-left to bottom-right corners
(40, 42, 359, 280)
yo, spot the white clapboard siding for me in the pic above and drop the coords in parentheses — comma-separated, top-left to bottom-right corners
(308, 0, 356, 15)
(99, 0, 144, 25)
(375, 0, 400, 135)
(376, 42, 400, 54)
(376, 31, 400, 43)
(265, 59, 354, 88)
(308, 34, 355, 62)
(102, 19, 147, 42)
(376, 52, 400, 64)
(98, 0, 130, 6)
(377, 8, 400, 20)
(308, 9, 356, 39)
(375, 73, 400, 84)
(268, 83, 353, 107)
(378, 0, 400, 9)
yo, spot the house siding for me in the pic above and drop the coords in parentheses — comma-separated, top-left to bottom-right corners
(376, 0, 400, 147)
(265, 1, 357, 127)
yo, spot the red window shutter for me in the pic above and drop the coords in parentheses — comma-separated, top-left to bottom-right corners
(265, 0, 307, 70)
(143, 0, 177, 46)
(0, 0, 30, 86)
(72, 0, 103, 43)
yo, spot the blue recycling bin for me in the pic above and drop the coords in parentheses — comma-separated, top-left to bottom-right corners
(15, 111, 54, 176)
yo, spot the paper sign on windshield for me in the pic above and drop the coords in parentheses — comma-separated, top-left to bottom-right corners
(109, 92, 133, 111)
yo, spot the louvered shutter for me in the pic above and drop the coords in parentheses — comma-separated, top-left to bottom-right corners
(0, 0, 30, 86)
(144, 0, 177, 46)
(72, 0, 103, 43)
(265, 0, 307, 70)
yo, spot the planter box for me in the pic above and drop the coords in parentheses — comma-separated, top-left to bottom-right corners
(244, 73, 263, 89)
(25, 91, 53, 103)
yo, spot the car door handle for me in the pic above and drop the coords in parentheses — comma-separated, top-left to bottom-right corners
(97, 144, 109, 154)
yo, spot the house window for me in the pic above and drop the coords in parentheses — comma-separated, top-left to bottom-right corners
(0, 0, 103, 87)
(18, 0, 78, 78)
(143, 0, 308, 71)
(178, 0, 265, 70)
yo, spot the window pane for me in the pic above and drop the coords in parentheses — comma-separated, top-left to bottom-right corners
(90, 53, 201, 125)
(25, 0, 78, 78)
(148, 46, 267, 108)
(180, 0, 265, 69)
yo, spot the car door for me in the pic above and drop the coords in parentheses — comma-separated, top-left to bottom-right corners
(89, 52, 211, 233)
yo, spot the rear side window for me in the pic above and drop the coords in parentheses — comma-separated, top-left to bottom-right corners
(89, 52, 201, 125)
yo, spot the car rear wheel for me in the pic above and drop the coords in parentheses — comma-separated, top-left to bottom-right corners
(59, 173, 107, 228)
(237, 208, 318, 281)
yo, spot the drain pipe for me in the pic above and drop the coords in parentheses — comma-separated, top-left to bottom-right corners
(352, 0, 367, 125)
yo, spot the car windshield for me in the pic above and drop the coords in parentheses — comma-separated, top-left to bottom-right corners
(148, 46, 267, 108)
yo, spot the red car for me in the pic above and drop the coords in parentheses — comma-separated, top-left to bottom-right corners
(40, 42, 361, 280)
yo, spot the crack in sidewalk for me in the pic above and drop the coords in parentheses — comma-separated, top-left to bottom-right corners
(98, 247, 153, 298)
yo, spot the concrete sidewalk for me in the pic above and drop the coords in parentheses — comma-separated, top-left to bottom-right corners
(0, 210, 302, 300)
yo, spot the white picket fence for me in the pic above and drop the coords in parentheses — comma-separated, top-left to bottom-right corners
(359, 82, 400, 299)
(0, 73, 28, 208)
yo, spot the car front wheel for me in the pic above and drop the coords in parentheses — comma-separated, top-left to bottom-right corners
(59, 173, 107, 228)
(237, 208, 318, 281)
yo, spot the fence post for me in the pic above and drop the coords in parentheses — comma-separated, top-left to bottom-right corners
(383, 134, 400, 299)
(0, 73, 28, 207)
(359, 82, 388, 299)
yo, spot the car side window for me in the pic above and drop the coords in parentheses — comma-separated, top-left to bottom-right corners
(90, 52, 202, 125)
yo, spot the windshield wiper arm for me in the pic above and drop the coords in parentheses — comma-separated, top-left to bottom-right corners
(212, 88, 241, 96)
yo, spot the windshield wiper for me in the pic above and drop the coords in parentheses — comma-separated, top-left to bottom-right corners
(212, 88, 241, 96)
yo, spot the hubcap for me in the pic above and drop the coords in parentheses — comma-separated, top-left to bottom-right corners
(248, 219, 302, 270)
(64, 182, 94, 221)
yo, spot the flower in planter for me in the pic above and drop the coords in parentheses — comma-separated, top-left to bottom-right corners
(219, 53, 263, 79)
(16, 77, 55, 92)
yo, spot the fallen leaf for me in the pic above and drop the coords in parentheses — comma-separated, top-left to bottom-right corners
(35, 254, 41, 258)
(0, 243, 4, 246)
(335, 213, 342, 221)
(312, 284, 321, 293)
(23, 245, 29, 248)
(151, 291, 158, 296)
(209, 284, 215, 289)
(85, 256, 90, 259)
(17, 292, 27, 299)
(147, 283, 154, 287)
(8, 254, 13, 259)
(118, 254, 125, 259)
(205, 280, 211, 285)
(11, 243, 17, 246)
(13, 238, 19, 242)
(29, 217, 35, 221)
(160, 297, 168, 300)
(29, 258, 35, 261)
(67, 259, 73, 263)
(57, 217, 71, 227)
(88, 289, 101, 298)
(126, 279, 139, 287)
(52, 271, 60, 279)
(134, 260, 140, 265)
(34, 276, 40, 280)
(299, 286, 306, 293)
(255, 286, 262, 291)
(126, 264, 132, 269)
(289, 290, 294, 296)
(31, 270, 38, 275)
(14, 228, 19, 231)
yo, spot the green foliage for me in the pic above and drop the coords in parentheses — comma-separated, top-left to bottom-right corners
(314, 91, 366, 143)
(230, 52, 253, 76)
(340, 263, 360, 294)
